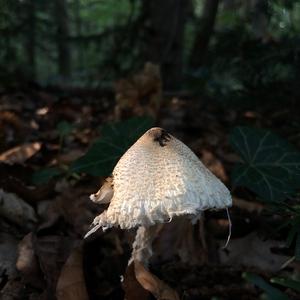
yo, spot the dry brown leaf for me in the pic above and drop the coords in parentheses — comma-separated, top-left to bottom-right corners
(0, 189, 37, 228)
(0, 278, 25, 300)
(134, 260, 179, 300)
(34, 235, 76, 298)
(154, 217, 207, 265)
(0, 110, 27, 137)
(0, 142, 41, 164)
(56, 245, 89, 300)
(43, 186, 98, 236)
(16, 233, 44, 289)
(233, 196, 265, 213)
(114, 62, 162, 120)
(200, 149, 228, 182)
(123, 262, 150, 300)
(0, 233, 18, 279)
(0, 163, 54, 204)
(219, 232, 288, 271)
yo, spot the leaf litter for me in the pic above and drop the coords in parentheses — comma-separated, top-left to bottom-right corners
(0, 78, 300, 300)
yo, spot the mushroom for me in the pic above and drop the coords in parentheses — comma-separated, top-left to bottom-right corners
(85, 127, 232, 297)
(90, 177, 113, 204)
(86, 127, 231, 236)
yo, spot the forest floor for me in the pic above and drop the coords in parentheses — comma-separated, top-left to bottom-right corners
(0, 82, 300, 300)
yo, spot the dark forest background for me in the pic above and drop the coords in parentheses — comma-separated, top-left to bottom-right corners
(1, 1, 300, 300)
(2, 0, 300, 94)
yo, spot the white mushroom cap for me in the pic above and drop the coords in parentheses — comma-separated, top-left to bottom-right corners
(86, 127, 231, 235)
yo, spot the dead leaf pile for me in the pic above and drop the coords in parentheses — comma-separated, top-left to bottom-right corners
(1, 80, 299, 300)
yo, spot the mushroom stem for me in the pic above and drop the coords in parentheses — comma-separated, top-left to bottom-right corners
(129, 225, 162, 266)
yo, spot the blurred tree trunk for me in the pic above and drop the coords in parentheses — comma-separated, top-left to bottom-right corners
(73, 0, 84, 70)
(54, 0, 71, 77)
(245, 0, 270, 41)
(139, 0, 191, 89)
(25, 0, 36, 80)
(189, 0, 220, 68)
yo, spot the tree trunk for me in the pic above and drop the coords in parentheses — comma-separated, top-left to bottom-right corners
(139, 0, 191, 89)
(189, 0, 220, 68)
(246, 0, 270, 41)
(25, 0, 36, 80)
(73, 0, 84, 70)
(54, 0, 71, 77)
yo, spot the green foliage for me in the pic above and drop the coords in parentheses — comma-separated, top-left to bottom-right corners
(79, 0, 133, 28)
(230, 126, 300, 202)
(189, 1, 300, 107)
(2, 0, 300, 87)
(296, 231, 300, 260)
(271, 277, 300, 292)
(244, 267, 300, 299)
(230, 126, 300, 261)
(71, 116, 154, 176)
(57, 121, 74, 137)
(281, 209, 300, 260)
(56, 120, 74, 148)
(243, 272, 290, 300)
(32, 167, 62, 185)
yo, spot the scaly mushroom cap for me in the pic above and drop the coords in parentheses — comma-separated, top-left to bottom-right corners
(86, 127, 232, 235)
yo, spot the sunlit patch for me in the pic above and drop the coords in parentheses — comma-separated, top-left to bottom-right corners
(36, 107, 49, 116)
(30, 119, 39, 129)
(244, 111, 257, 119)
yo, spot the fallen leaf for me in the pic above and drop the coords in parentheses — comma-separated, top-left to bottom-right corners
(123, 262, 150, 300)
(134, 260, 180, 300)
(0, 142, 41, 164)
(114, 62, 162, 120)
(0, 233, 18, 279)
(233, 196, 265, 213)
(200, 149, 228, 182)
(34, 235, 76, 298)
(16, 233, 44, 289)
(0, 189, 37, 228)
(154, 217, 207, 265)
(42, 186, 99, 236)
(0, 278, 25, 300)
(0, 110, 28, 145)
(0, 163, 54, 204)
(219, 232, 288, 272)
(56, 245, 89, 300)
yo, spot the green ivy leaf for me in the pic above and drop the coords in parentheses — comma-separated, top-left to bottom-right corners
(32, 167, 62, 185)
(243, 273, 290, 300)
(271, 277, 300, 293)
(230, 126, 300, 202)
(71, 116, 154, 176)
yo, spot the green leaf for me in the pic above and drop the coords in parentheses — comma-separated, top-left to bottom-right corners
(271, 277, 300, 293)
(295, 232, 300, 261)
(56, 121, 74, 138)
(286, 226, 298, 248)
(230, 126, 300, 202)
(243, 273, 290, 300)
(71, 116, 155, 176)
(32, 167, 62, 185)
